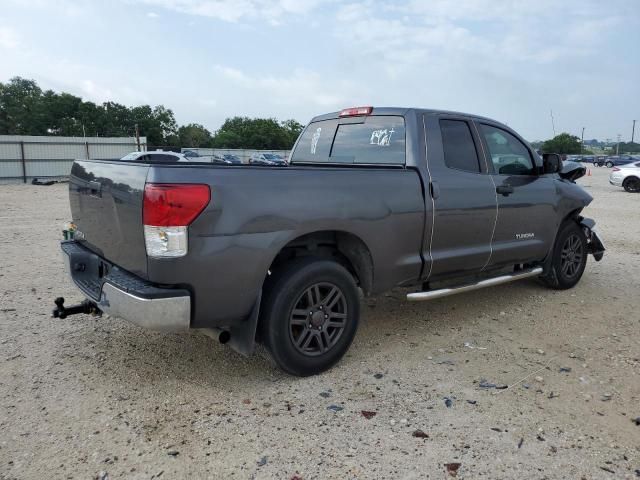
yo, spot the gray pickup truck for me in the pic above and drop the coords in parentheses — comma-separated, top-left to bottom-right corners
(55, 106, 604, 376)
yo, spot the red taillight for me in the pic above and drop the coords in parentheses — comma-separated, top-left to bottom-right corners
(612, 167, 620, 171)
(339, 106, 373, 117)
(143, 183, 210, 227)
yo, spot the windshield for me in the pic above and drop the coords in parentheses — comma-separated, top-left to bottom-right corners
(263, 154, 281, 160)
(120, 152, 140, 160)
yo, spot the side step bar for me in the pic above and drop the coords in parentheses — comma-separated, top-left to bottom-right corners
(407, 267, 543, 302)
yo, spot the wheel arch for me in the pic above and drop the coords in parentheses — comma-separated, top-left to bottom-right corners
(265, 230, 374, 296)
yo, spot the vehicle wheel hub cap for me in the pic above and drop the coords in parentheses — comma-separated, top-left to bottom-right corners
(311, 310, 325, 328)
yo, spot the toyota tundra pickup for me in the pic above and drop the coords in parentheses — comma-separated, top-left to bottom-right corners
(55, 106, 605, 376)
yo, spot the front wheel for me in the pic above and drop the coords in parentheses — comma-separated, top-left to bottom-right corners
(540, 221, 588, 290)
(259, 257, 360, 376)
(623, 177, 640, 193)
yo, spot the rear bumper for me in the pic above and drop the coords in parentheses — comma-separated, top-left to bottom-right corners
(61, 241, 191, 331)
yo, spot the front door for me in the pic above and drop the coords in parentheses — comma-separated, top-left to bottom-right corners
(476, 122, 556, 267)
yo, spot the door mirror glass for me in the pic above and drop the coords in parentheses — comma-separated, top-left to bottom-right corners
(543, 153, 562, 174)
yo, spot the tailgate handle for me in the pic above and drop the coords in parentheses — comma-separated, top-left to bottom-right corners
(88, 181, 102, 197)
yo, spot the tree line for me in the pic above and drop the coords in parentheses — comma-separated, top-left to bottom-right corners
(0, 77, 304, 149)
(533, 133, 639, 155)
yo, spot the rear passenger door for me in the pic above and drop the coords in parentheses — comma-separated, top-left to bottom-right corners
(477, 123, 556, 266)
(423, 115, 497, 279)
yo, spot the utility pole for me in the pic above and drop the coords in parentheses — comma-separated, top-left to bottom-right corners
(616, 134, 621, 155)
(550, 109, 556, 136)
(135, 123, 141, 152)
(632, 120, 636, 144)
(581, 127, 585, 154)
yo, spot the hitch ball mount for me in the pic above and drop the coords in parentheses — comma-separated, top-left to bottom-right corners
(52, 297, 100, 319)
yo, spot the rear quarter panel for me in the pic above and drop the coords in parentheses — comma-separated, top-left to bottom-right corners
(146, 165, 425, 327)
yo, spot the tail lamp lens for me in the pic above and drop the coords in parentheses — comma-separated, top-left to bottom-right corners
(143, 184, 210, 258)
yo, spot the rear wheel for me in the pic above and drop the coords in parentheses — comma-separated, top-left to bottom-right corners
(623, 177, 640, 193)
(259, 257, 360, 376)
(540, 221, 588, 290)
(606, 161, 614, 168)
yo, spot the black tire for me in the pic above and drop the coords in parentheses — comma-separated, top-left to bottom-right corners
(540, 221, 588, 290)
(623, 177, 640, 193)
(606, 161, 614, 168)
(259, 257, 360, 376)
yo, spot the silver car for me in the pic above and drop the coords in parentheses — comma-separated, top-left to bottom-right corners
(121, 151, 189, 162)
(609, 161, 640, 192)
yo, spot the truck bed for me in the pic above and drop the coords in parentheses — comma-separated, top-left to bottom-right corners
(68, 159, 425, 327)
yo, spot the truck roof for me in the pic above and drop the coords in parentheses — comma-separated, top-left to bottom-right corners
(310, 107, 506, 128)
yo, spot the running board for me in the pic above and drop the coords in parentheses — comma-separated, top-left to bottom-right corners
(406, 267, 543, 302)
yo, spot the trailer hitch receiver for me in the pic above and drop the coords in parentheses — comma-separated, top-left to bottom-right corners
(52, 297, 101, 319)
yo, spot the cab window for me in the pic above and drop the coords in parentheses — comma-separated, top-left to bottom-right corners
(480, 124, 535, 175)
(440, 119, 481, 173)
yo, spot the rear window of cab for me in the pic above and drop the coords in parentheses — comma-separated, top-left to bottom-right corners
(291, 115, 406, 165)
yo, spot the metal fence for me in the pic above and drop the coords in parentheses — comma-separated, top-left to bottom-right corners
(0, 136, 292, 184)
(0, 135, 147, 184)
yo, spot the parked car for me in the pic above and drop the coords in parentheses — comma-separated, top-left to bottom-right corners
(609, 162, 640, 192)
(181, 149, 201, 159)
(249, 152, 287, 166)
(221, 153, 242, 164)
(593, 156, 607, 167)
(121, 150, 189, 162)
(55, 106, 604, 376)
(183, 150, 241, 165)
(602, 156, 636, 168)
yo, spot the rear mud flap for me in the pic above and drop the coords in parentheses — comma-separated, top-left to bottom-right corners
(226, 291, 262, 356)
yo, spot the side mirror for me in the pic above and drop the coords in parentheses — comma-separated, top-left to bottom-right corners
(543, 153, 562, 174)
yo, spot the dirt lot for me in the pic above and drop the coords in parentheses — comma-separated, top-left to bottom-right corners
(0, 166, 639, 480)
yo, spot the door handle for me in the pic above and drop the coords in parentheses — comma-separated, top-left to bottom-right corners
(430, 181, 440, 199)
(496, 184, 514, 196)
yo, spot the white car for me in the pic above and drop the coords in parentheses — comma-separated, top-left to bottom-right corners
(121, 151, 189, 162)
(609, 161, 640, 192)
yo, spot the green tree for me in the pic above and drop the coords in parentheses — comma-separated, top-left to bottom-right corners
(541, 133, 582, 154)
(281, 119, 304, 147)
(0, 77, 304, 149)
(0, 77, 44, 134)
(178, 123, 212, 147)
(211, 116, 301, 149)
(605, 141, 640, 155)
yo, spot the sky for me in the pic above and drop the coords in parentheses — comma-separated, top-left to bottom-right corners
(0, 0, 638, 142)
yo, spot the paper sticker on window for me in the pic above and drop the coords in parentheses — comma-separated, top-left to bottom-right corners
(370, 128, 395, 146)
(310, 127, 322, 154)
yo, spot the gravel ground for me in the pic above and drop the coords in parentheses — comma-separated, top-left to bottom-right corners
(1, 166, 639, 480)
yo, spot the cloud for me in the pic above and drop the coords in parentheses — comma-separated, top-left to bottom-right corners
(0, 26, 19, 49)
(146, 11, 159, 18)
(136, 0, 331, 24)
(213, 64, 362, 108)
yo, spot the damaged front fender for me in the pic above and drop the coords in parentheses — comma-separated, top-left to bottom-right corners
(580, 217, 605, 262)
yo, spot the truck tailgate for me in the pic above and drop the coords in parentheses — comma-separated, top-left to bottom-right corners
(69, 160, 149, 278)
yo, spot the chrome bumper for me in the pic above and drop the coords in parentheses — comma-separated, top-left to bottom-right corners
(62, 242, 191, 332)
(98, 283, 191, 332)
